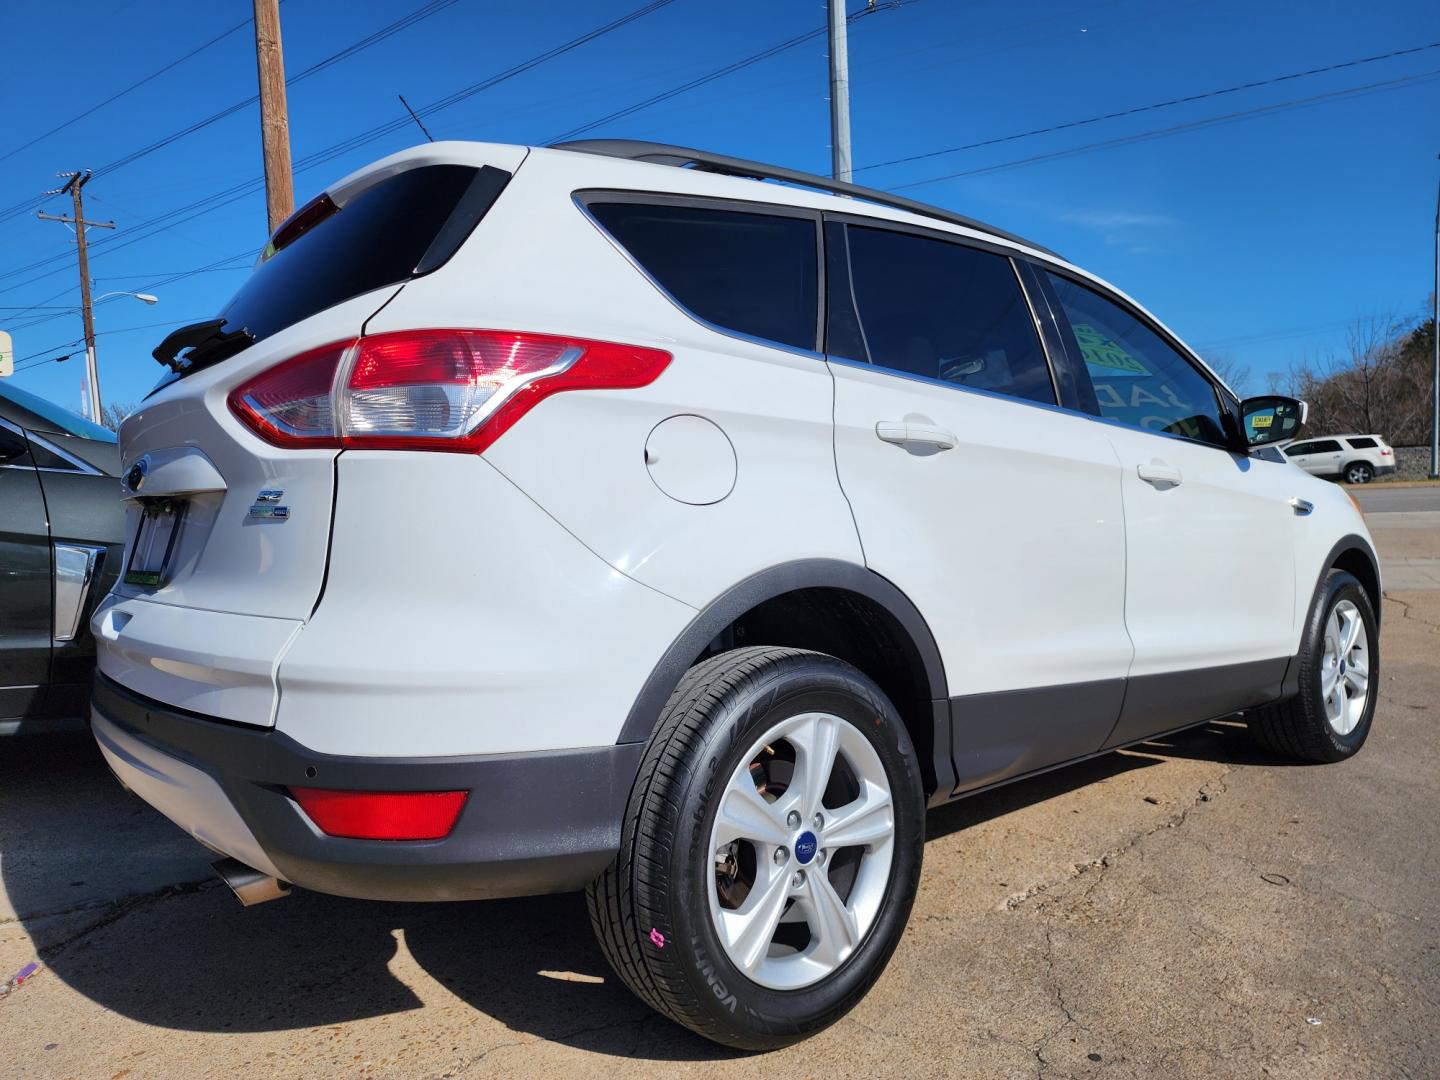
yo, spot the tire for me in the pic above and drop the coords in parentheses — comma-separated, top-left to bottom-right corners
(586, 646, 925, 1050)
(1345, 461, 1374, 484)
(1247, 569, 1378, 763)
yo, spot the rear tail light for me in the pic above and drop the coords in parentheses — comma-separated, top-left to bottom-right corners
(229, 329, 670, 452)
(290, 787, 469, 840)
(1380, 448, 1392, 456)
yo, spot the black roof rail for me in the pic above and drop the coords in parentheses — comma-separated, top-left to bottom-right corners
(549, 139, 1058, 257)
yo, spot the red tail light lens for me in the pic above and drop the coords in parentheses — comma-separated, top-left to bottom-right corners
(229, 340, 350, 447)
(290, 787, 468, 841)
(228, 329, 670, 453)
(1380, 448, 1392, 456)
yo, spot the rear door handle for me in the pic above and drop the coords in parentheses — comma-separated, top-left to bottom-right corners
(875, 422, 957, 451)
(1137, 462, 1183, 487)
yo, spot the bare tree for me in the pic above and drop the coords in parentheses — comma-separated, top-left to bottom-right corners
(1200, 351, 1249, 396)
(100, 401, 136, 432)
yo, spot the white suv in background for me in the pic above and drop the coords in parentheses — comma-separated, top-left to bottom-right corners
(91, 140, 1381, 1050)
(1283, 433, 1397, 484)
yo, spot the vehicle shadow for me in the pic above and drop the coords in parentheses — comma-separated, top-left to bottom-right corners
(1, 719, 1271, 1060)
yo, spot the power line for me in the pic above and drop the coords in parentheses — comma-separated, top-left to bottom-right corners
(9, 317, 207, 373)
(0, 0, 682, 300)
(889, 67, 1440, 191)
(857, 40, 1440, 174)
(549, 0, 908, 143)
(0, 13, 256, 167)
(0, 0, 461, 231)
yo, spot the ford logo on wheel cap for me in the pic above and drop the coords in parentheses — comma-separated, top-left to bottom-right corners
(794, 830, 818, 865)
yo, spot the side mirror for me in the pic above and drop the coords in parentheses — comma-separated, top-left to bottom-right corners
(1239, 396, 1307, 447)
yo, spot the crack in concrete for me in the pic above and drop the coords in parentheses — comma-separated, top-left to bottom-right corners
(448, 1015, 652, 1076)
(1005, 768, 1232, 914)
(1384, 593, 1440, 632)
(27, 878, 220, 962)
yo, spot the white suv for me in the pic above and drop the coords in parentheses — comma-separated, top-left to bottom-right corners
(91, 140, 1381, 1049)
(1283, 433, 1397, 484)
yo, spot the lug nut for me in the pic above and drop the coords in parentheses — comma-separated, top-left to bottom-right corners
(774, 846, 788, 865)
(812, 812, 824, 829)
(792, 870, 806, 888)
(786, 810, 801, 828)
(816, 850, 827, 866)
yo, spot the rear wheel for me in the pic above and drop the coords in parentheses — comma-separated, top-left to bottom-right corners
(587, 646, 924, 1049)
(1248, 569, 1378, 762)
(1345, 461, 1374, 484)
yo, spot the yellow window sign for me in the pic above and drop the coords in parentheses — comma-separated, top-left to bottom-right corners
(1251, 414, 1273, 429)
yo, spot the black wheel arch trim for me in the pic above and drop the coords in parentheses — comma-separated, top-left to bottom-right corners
(1280, 533, 1381, 699)
(615, 559, 949, 746)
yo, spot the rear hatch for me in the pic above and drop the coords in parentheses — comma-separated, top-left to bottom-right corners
(98, 142, 527, 724)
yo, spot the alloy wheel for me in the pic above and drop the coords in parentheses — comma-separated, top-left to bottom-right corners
(707, 711, 895, 990)
(1321, 598, 1370, 735)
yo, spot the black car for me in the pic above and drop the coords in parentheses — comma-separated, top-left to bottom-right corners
(1, 383, 124, 732)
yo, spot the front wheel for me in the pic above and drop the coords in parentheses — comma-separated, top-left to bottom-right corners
(587, 646, 925, 1049)
(1345, 461, 1374, 484)
(1248, 569, 1378, 762)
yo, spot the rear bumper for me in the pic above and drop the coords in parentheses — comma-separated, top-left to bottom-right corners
(1375, 462, 1398, 476)
(91, 673, 642, 901)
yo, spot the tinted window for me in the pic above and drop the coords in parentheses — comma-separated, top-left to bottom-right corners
(0, 424, 31, 464)
(1046, 273, 1226, 446)
(1303, 439, 1343, 454)
(221, 164, 485, 347)
(1284, 442, 1314, 456)
(841, 225, 1054, 405)
(588, 202, 819, 351)
(1346, 436, 1377, 449)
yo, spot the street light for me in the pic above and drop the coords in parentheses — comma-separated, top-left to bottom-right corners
(94, 291, 158, 306)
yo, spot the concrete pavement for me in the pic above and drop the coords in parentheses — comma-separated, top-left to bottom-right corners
(1352, 485, 1440, 513)
(2, 515, 1436, 1079)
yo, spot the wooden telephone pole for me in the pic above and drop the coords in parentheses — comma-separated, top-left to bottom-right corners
(38, 171, 114, 422)
(253, 0, 294, 232)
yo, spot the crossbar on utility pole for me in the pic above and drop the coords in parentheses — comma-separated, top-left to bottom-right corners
(253, 0, 295, 233)
(828, 0, 854, 183)
(38, 170, 114, 423)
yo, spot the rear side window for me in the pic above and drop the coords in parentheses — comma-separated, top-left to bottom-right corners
(586, 201, 819, 351)
(1045, 272, 1227, 447)
(219, 164, 493, 348)
(839, 225, 1054, 405)
(1346, 436, 1377, 449)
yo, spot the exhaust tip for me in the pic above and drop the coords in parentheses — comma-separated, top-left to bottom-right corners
(212, 857, 291, 907)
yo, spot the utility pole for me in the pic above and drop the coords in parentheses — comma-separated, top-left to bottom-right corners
(1430, 153, 1438, 478)
(38, 171, 114, 423)
(253, 0, 294, 232)
(827, 0, 855, 183)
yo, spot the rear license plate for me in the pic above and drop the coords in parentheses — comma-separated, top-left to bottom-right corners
(124, 499, 186, 587)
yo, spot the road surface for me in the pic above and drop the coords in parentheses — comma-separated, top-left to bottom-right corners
(2, 515, 1436, 1078)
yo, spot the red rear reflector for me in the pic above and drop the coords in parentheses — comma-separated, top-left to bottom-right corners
(1380, 448, 1392, 455)
(228, 329, 670, 453)
(290, 787, 468, 841)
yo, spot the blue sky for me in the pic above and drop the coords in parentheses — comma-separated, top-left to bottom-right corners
(1, 0, 1437, 413)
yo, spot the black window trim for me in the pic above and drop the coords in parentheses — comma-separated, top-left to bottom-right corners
(1033, 261, 1239, 453)
(573, 189, 826, 358)
(820, 211, 1065, 412)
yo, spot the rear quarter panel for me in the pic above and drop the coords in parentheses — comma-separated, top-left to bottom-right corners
(363, 149, 863, 609)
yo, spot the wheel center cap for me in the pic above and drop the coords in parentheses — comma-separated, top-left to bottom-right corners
(1339, 660, 1346, 676)
(794, 830, 818, 865)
